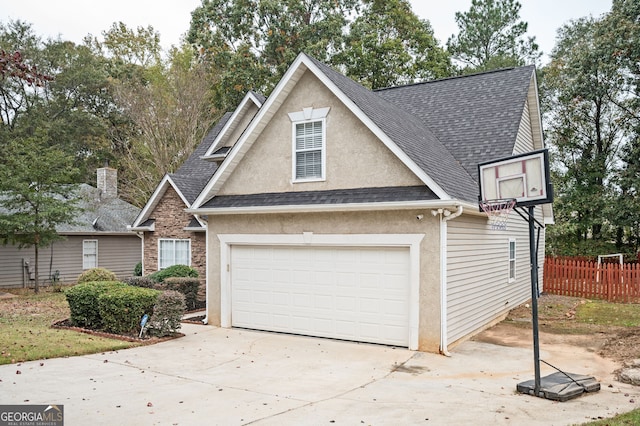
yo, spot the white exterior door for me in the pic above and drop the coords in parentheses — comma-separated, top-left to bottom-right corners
(230, 245, 411, 347)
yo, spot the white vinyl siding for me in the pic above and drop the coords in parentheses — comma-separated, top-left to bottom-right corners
(514, 99, 533, 155)
(446, 214, 532, 344)
(82, 240, 98, 269)
(293, 120, 325, 181)
(158, 239, 190, 269)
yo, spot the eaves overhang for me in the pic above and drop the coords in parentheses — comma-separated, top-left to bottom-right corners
(187, 199, 481, 216)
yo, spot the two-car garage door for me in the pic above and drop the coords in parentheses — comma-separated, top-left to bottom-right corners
(230, 245, 411, 347)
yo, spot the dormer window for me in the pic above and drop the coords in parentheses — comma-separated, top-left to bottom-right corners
(288, 107, 330, 182)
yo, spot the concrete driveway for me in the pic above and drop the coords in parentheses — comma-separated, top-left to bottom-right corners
(1, 323, 639, 425)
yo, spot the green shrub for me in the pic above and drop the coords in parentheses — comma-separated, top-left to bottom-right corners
(77, 267, 118, 284)
(162, 277, 199, 311)
(123, 276, 155, 288)
(65, 281, 127, 328)
(149, 264, 198, 283)
(134, 262, 142, 277)
(148, 290, 185, 337)
(97, 286, 160, 334)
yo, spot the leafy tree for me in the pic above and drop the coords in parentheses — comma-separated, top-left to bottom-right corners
(187, 0, 359, 110)
(543, 16, 631, 255)
(338, 0, 451, 89)
(0, 136, 81, 293)
(447, 0, 540, 74)
(112, 44, 220, 206)
(598, 0, 640, 252)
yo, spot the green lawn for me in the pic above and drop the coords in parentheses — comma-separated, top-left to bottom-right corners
(0, 288, 138, 365)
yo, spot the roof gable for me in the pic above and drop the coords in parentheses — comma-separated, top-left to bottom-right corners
(203, 91, 264, 158)
(193, 53, 475, 208)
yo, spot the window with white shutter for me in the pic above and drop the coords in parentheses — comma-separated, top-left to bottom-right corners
(288, 107, 329, 182)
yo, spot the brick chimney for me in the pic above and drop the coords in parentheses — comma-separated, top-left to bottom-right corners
(97, 167, 117, 199)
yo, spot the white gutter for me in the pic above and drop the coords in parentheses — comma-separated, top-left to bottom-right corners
(432, 205, 463, 356)
(194, 214, 210, 325)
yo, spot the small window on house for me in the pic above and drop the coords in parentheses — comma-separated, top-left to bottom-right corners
(159, 239, 191, 269)
(509, 238, 516, 282)
(288, 107, 330, 182)
(294, 120, 324, 180)
(83, 240, 98, 269)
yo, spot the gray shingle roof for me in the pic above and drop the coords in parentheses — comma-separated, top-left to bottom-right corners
(202, 186, 437, 208)
(376, 66, 534, 185)
(169, 112, 233, 204)
(306, 55, 480, 202)
(57, 184, 140, 233)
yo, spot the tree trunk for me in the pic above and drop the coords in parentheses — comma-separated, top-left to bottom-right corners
(34, 244, 39, 293)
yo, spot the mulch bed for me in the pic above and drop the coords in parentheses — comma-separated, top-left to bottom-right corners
(51, 318, 184, 344)
(181, 314, 206, 324)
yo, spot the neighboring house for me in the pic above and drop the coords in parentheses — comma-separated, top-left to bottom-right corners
(0, 167, 141, 289)
(129, 91, 266, 300)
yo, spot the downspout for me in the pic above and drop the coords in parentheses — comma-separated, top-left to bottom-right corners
(194, 214, 209, 324)
(432, 205, 463, 356)
(134, 232, 144, 275)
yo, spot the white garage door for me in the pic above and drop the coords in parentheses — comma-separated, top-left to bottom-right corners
(230, 245, 411, 346)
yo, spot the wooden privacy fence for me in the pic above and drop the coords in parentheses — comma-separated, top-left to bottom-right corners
(544, 257, 640, 303)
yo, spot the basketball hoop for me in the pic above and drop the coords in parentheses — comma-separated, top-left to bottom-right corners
(479, 198, 517, 230)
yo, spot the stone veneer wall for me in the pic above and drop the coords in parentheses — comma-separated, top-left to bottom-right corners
(143, 187, 206, 301)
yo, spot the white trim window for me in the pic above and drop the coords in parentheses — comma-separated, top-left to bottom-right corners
(288, 107, 330, 182)
(159, 238, 191, 269)
(508, 238, 516, 282)
(83, 240, 98, 269)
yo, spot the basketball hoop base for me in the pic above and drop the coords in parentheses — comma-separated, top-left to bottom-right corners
(517, 372, 600, 402)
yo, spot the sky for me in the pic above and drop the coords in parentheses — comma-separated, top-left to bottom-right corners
(2, 0, 612, 63)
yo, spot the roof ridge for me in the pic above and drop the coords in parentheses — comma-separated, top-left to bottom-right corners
(374, 64, 535, 92)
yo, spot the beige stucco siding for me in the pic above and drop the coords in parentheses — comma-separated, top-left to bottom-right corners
(218, 70, 422, 196)
(206, 210, 442, 352)
(446, 213, 531, 345)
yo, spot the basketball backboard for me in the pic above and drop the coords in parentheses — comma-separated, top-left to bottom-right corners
(478, 149, 553, 208)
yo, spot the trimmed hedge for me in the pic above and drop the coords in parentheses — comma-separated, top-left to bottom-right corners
(97, 286, 160, 334)
(149, 264, 198, 283)
(148, 290, 185, 337)
(123, 276, 155, 288)
(162, 277, 199, 311)
(65, 281, 128, 328)
(77, 267, 118, 284)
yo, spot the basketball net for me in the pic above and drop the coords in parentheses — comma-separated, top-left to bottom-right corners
(479, 199, 517, 230)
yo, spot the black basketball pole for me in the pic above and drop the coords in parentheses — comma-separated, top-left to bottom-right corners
(528, 205, 541, 395)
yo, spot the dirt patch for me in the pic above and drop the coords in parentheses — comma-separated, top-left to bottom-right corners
(476, 294, 640, 365)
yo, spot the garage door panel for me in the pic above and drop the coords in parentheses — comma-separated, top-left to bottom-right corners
(231, 245, 410, 347)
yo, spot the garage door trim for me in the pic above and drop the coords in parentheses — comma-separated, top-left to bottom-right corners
(218, 233, 424, 350)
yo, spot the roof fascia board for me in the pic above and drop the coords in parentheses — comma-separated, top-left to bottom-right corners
(58, 231, 139, 236)
(188, 199, 479, 216)
(203, 91, 264, 157)
(131, 175, 189, 227)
